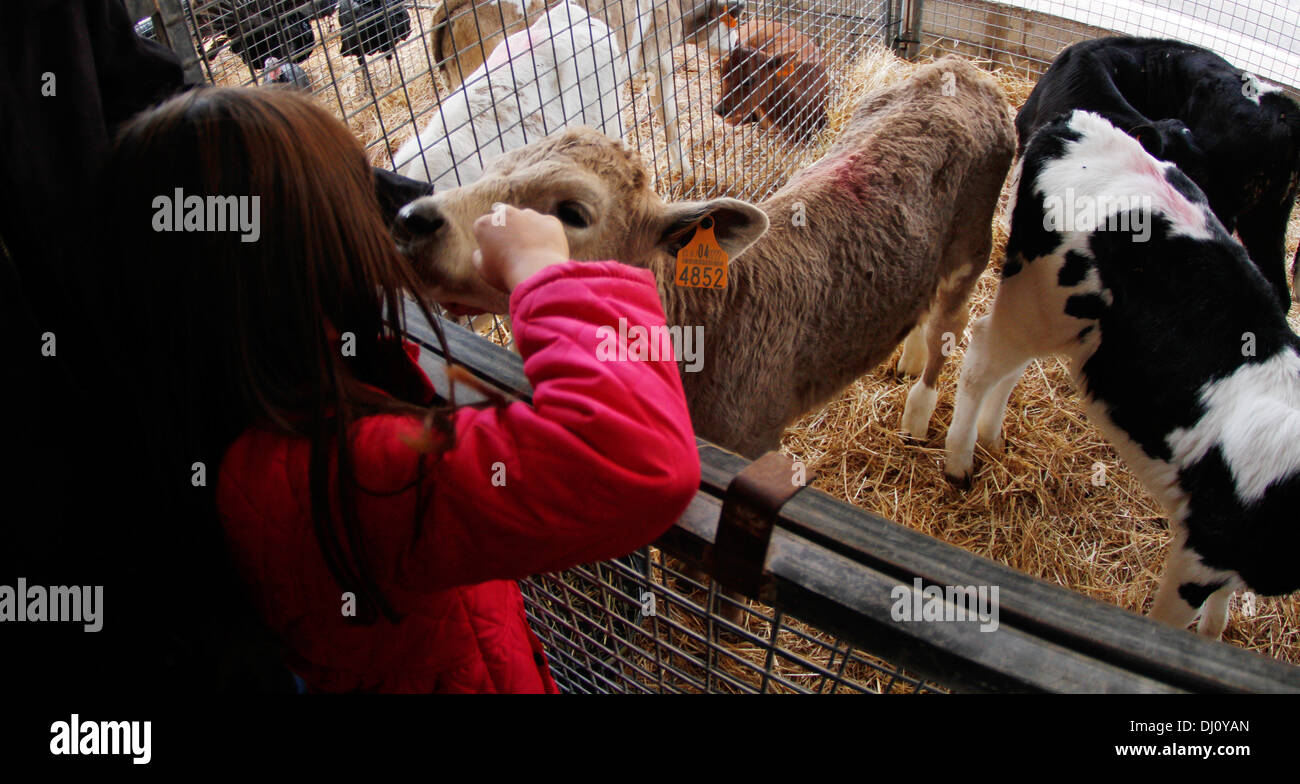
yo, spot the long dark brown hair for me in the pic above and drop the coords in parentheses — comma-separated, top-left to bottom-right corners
(97, 87, 454, 635)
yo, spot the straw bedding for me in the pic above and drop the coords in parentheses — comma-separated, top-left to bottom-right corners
(205, 15, 1300, 682)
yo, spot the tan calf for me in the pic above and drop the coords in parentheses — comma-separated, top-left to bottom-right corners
(399, 56, 1015, 458)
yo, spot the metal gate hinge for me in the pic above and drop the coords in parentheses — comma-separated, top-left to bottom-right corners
(707, 451, 814, 603)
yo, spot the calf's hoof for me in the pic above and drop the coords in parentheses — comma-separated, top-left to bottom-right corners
(944, 467, 973, 490)
(714, 597, 746, 628)
(895, 353, 925, 379)
(1196, 618, 1228, 640)
(899, 416, 930, 444)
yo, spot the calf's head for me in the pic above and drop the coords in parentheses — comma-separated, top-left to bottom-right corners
(683, 0, 745, 57)
(715, 46, 784, 125)
(396, 127, 768, 313)
(1131, 119, 1211, 198)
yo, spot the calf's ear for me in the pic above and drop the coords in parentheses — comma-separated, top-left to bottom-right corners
(656, 198, 769, 259)
(373, 167, 436, 228)
(725, 45, 760, 71)
(762, 51, 789, 73)
(1129, 123, 1165, 157)
(681, 0, 716, 34)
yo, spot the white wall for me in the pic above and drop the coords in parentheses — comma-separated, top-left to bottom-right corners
(982, 0, 1298, 88)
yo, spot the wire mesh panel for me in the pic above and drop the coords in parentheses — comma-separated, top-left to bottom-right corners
(145, 0, 898, 204)
(635, 0, 896, 200)
(146, 0, 1297, 202)
(520, 547, 945, 693)
(146, 0, 1296, 206)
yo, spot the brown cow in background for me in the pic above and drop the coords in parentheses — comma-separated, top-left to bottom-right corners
(715, 18, 829, 139)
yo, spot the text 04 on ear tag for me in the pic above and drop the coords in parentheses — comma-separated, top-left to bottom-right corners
(675, 217, 729, 289)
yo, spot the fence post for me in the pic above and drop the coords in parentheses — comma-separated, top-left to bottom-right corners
(897, 0, 924, 60)
(129, 0, 205, 85)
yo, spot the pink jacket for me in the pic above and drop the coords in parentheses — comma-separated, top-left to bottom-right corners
(217, 261, 700, 692)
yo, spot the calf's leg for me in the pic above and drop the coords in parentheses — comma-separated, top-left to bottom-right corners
(1149, 536, 1236, 637)
(1196, 583, 1234, 639)
(943, 314, 1035, 484)
(901, 188, 998, 440)
(1235, 199, 1295, 311)
(975, 360, 1028, 452)
(896, 322, 928, 378)
(1149, 544, 1209, 631)
(647, 54, 684, 176)
(900, 300, 968, 440)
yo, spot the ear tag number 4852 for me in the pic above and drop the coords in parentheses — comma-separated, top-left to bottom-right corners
(675, 216, 729, 289)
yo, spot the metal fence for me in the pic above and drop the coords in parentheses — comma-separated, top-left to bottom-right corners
(131, 0, 1300, 692)
(519, 548, 944, 693)
(132, 1, 1299, 206)
(132, 0, 896, 204)
(404, 304, 1300, 694)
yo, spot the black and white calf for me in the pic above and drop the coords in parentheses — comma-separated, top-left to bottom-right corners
(943, 109, 1300, 638)
(1017, 36, 1300, 310)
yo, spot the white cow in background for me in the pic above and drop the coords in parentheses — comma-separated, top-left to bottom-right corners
(395, 3, 627, 188)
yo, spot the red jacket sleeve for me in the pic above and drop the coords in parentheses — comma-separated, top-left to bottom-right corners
(364, 261, 700, 591)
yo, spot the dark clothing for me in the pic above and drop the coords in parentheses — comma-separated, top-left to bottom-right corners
(1, 0, 191, 696)
(0, 1, 431, 694)
(1, 0, 185, 338)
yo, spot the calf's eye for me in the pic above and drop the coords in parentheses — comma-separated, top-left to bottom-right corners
(556, 201, 590, 228)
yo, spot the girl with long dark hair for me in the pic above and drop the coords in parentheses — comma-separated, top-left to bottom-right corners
(98, 87, 698, 692)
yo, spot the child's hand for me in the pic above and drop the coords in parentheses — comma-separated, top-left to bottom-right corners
(472, 205, 570, 293)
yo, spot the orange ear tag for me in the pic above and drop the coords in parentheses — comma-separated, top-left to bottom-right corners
(674, 217, 729, 289)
